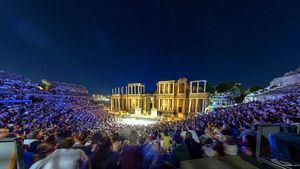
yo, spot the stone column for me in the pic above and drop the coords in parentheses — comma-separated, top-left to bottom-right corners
(202, 99, 205, 113)
(144, 97, 146, 112)
(195, 99, 198, 112)
(126, 86, 128, 94)
(176, 99, 179, 112)
(142, 98, 144, 110)
(172, 83, 175, 94)
(165, 84, 167, 94)
(110, 98, 113, 111)
(197, 82, 199, 93)
(171, 99, 173, 111)
(112, 89, 114, 94)
(203, 81, 207, 93)
(182, 99, 185, 113)
(166, 83, 169, 94)
(124, 98, 126, 109)
(112, 99, 114, 109)
(127, 99, 131, 109)
(143, 86, 145, 94)
(158, 84, 160, 94)
(151, 97, 154, 109)
(190, 82, 193, 94)
(158, 99, 160, 111)
(189, 99, 191, 113)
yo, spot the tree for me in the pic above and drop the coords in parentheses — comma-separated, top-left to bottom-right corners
(244, 86, 263, 95)
(216, 82, 235, 93)
(230, 85, 241, 98)
(236, 94, 245, 103)
(205, 83, 216, 93)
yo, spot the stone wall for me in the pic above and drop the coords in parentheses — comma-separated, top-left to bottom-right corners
(270, 73, 300, 87)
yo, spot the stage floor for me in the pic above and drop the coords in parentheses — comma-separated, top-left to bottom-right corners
(118, 114, 162, 126)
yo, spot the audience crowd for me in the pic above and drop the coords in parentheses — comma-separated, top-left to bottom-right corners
(0, 77, 299, 169)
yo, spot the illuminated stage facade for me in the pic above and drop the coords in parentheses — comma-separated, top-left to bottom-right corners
(110, 78, 208, 119)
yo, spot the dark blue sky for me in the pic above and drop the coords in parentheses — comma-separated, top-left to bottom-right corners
(0, 0, 300, 94)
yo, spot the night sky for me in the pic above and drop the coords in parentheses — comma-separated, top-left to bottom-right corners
(1, 0, 300, 94)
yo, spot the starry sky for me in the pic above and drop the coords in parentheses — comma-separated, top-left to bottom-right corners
(0, 0, 300, 94)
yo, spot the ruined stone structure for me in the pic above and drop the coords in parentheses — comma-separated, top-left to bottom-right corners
(110, 78, 208, 118)
(244, 67, 300, 102)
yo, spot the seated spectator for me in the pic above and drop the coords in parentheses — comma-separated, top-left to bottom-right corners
(184, 131, 202, 159)
(240, 134, 256, 156)
(91, 136, 120, 169)
(223, 137, 238, 155)
(169, 133, 190, 167)
(29, 136, 89, 169)
(161, 130, 172, 153)
(30, 143, 55, 169)
(268, 130, 300, 165)
(120, 144, 144, 169)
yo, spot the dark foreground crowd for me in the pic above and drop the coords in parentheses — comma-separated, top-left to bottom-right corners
(0, 93, 300, 169)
